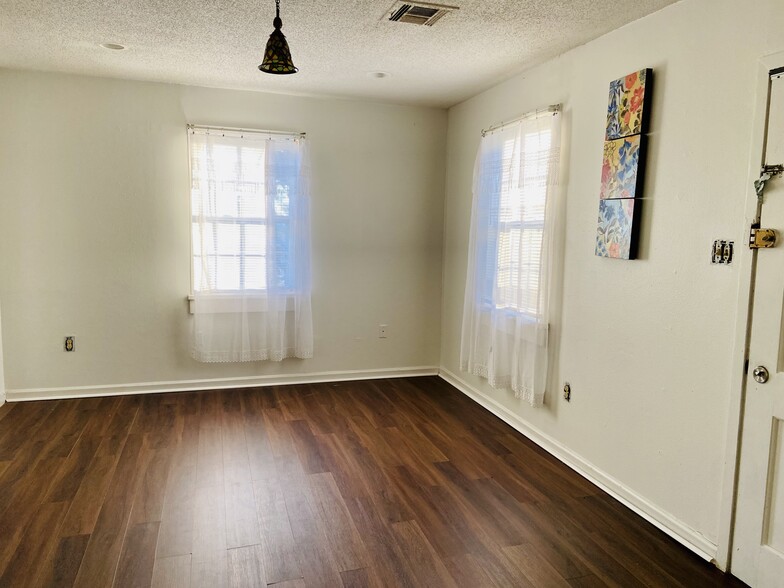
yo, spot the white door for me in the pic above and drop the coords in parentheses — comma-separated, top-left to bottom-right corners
(733, 66, 784, 587)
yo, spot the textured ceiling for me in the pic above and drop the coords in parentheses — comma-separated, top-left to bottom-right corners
(0, 0, 676, 107)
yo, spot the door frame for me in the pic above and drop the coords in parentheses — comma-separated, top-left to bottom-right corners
(717, 49, 784, 572)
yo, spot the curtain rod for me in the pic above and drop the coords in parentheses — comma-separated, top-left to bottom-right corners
(188, 124, 306, 138)
(481, 104, 561, 137)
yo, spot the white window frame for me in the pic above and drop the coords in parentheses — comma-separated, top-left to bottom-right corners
(186, 124, 305, 313)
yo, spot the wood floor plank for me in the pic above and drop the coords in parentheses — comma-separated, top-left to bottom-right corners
(444, 553, 498, 588)
(329, 431, 413, 525)
(0, 378, 747, 588)
(227, 545, 265, 588)
(345, 415, 403, 470)
(0, 501, 68, 588)
(151, 554, 191, 588)
(73, 434, 147, 588)
(344, 495, 418, 588)
(156, 412, 199, 559)
(283, 474, 343, 587)
(252, 476, 301, 585)
(225, 482, 260, 549)
(0, 401, 55, 460)
(384, 466, 467, 559)
(306, 472, 367, 572)
(45, 434, 103, 503)
(391, 520, 457, 588)
(35, 534, 91, 588)
(59, 437, 125, 536)
(568, 574, 613, 588)
(339, 568, 382, 588)
(222, 405, 252, 486)
(502, 543, 571, 587)
(432, 460, 527, 548)
(114, 521, 160, 588)
(474, 477, 592, 580)
(192, 551, 228, 588)
(550, 497, 685, 587)
(0, 400, 77, 504)
(388, 410, 448, 463)
(269, 579, 306, 588)
(0, 450, 68, 570)
(129, 447, 174, 525)
(518, 501, 645, 588)
(0, 400, 15, 424)
(196, 393, 224, 488)
(103, 397, 143, 450)
(585, 493, 731, 587)
(191, 484, 227, 560)
(288, 419, 328, 474)
(239, 395, 275, 482)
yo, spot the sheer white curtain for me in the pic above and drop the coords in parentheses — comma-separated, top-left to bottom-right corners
(460, 109, 561, 407)
(190, 129, 313, 363)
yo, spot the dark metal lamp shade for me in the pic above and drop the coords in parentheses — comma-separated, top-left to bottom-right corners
(258, 1, 298, 75)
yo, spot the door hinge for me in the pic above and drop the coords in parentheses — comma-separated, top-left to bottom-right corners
(755, 164, 784, 202)
(749, 223, 777, 249)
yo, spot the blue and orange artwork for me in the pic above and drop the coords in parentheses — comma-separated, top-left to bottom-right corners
(606, 69, 649, 140)
(596, 199, 636, 260)
(600, 136, 641, 200)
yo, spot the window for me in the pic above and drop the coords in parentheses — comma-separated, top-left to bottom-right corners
(189, 127, 302, 295)
(484, 129, 552, 317)
(188, 125, 313, 364)
(460, 108, 561, 406)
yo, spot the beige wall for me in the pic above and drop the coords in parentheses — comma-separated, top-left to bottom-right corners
(0, 70, 446, 394)
(440, 0, 784, 549)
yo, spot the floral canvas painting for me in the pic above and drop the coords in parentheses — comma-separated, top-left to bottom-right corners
(600, 135, 643, 200)
(596, 199, 637, 260)
(606, 68, 651, 140)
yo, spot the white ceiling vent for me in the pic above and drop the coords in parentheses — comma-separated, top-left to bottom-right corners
(386, 2, 458, 26)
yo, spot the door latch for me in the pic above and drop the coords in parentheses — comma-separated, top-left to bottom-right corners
(749, 224, 777, 249)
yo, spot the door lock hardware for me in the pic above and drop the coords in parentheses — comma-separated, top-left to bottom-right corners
(753, 366, 770, 384)
(754, 164, 784, 203)
(749, 224, 777, 249)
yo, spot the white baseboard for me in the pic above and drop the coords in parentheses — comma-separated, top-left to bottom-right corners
(438, 367, 718, 564)
(5, 366, 439, 402)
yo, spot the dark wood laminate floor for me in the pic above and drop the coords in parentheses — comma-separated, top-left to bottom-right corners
(0, 376, 745, 588)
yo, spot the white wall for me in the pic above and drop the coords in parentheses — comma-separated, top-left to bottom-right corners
(0, 70, 446, 395)
(441, 0, 784, 551)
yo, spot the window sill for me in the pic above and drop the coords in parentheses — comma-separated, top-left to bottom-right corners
(187, 293, 302, 315)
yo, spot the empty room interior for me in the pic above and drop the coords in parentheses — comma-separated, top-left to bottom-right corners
(2, 0, 784, 586)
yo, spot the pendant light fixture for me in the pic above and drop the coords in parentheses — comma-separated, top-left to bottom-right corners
(258, 0, 298, 74)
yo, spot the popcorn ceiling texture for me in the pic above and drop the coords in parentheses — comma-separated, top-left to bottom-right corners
(0, 0, 675, 107)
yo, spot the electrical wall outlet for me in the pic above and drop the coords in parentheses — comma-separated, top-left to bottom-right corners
(379, 324, 388, 338)
(64, 336, 75, 352)
(711, 240, 734, 264)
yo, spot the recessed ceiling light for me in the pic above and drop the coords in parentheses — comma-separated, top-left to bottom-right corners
(367, 71, 390, 79)
(100, 43, 127, 51)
